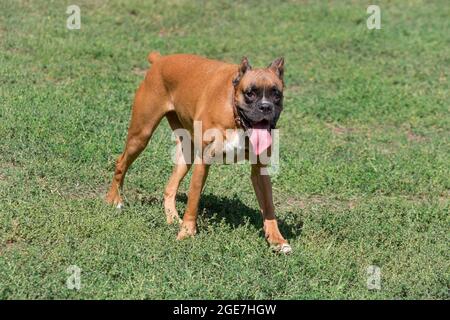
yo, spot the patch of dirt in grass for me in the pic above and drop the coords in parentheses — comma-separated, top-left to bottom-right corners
(280, 194, 448, 213)
(132, 67, 148, 77)
(0, 219, 23, 256)
(407, 130, 427, 142)
(404, 192, 450, 205)
(325, 123, 356, 135)
(280, 195, 359, 211)
(40, 180, 109, 201)
(158, 27, 187, 38)
(138, 194, 162, 206)
(287, 84, 302, 94)
(0, 160, 19, 168)
(0, 239, 22, 256)
(0, 160, 22, 181)
(439, 192, 450, 204)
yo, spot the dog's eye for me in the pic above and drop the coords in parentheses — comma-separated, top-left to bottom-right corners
(244, 90, 256, 101)
(272, 88, 282, 100)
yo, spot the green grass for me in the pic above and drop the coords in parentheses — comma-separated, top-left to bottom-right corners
(0, 0, 449, 299)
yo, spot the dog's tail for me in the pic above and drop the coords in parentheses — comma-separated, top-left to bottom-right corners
(147, 51, 161, 64)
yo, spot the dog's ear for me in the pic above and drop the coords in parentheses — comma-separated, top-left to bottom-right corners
(233, 56, 252, 87)
(268, 57, 284, 80)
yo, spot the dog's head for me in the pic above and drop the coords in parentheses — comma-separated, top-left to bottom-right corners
(233, 56, 284, 132)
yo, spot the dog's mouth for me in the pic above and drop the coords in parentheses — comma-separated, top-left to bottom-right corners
(236, 106, 276, 155)
(250, 119, 271, 130)
(249, 120, 272, 155)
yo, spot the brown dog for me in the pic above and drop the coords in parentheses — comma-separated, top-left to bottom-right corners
(106, 52, 291, 253)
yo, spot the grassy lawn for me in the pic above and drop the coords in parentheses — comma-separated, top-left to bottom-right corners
(0, 0, 448, 299)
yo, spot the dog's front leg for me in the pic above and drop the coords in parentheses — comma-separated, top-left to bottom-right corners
(251, 164, 291, 253)
(177, 163, 210, 240)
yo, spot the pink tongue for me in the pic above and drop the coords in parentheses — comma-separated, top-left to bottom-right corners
(249, 127, 272, 155)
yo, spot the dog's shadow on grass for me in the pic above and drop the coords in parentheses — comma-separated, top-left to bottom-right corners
(176, 193, 303, 241)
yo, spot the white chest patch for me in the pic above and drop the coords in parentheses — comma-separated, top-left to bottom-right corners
(203, 130, 247, 164)
(221, 130, 247, 164)
(223, 130, 245, 154)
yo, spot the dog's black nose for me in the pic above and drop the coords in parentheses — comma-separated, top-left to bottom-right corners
(258, 102, 272, 113)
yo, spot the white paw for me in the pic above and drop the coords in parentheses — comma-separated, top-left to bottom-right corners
(116, 202, 124, 209)
(280, 243, 292, 254)
(271, 243, 292, 254)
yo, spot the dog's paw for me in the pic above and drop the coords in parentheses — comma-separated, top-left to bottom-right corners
(270, 243, 292, 255)
(168, 216, 183, 225)
(176, 222, 197, 240)
(116, 202, 124, 209)
(165, 208, 182, 225)
(105, 190, 123, 208)
(105, 196, 124, 209)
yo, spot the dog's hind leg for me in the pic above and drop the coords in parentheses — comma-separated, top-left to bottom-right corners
(106, 80, 168, 208)
(164, 112, 192, 224)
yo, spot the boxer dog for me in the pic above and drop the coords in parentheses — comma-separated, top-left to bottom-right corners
(106, 52, 291, 253)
